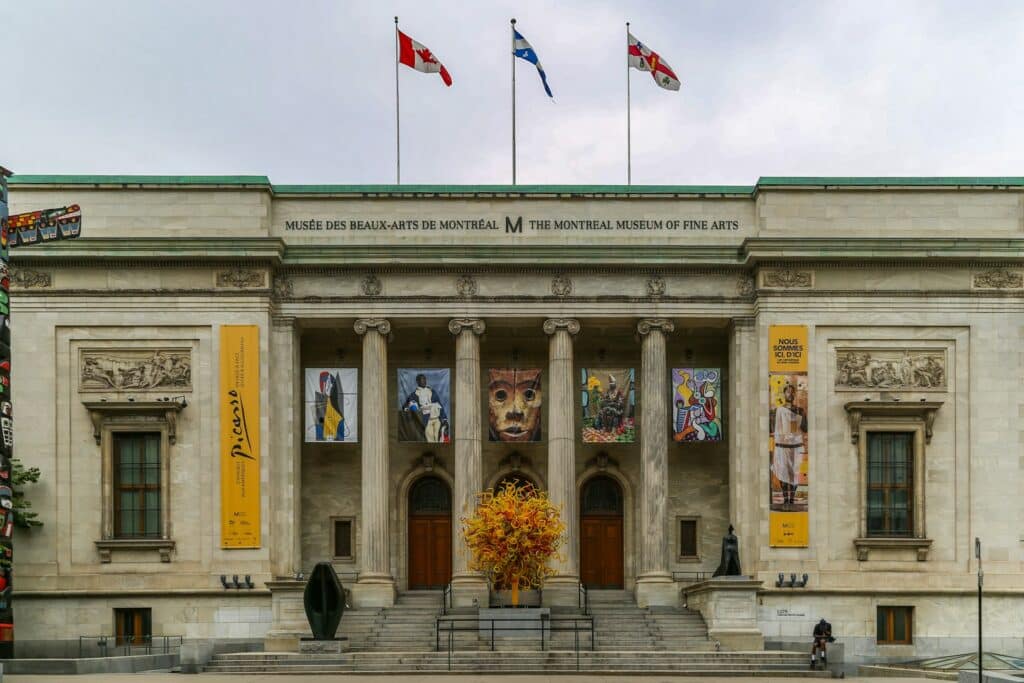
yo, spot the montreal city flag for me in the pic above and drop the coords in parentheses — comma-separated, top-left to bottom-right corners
(628, 32, 680, 91)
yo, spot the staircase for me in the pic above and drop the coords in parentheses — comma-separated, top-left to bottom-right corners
(588, 588, 714, 651)
(339, 590, 442, 652)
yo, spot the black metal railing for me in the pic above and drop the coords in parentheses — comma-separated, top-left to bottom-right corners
(78, 635, 183, 658)
(577, 582, 590, 615)
(672, 570, 710, 585)
(441, 582, 453, 615)
(435, 616, 594, 671)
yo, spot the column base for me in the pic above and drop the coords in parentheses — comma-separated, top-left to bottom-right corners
(541, 576, 583, 607)
(634, 573, 679, 608)
(352, 574, 396, 607)
(450, 574, 489, 609)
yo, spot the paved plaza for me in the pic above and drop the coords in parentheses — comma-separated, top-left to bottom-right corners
(4, 675, 927, 683)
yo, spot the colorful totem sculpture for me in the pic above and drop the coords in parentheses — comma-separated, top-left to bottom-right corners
(0, 167, 12, 658)
(0, 167, 83, 657)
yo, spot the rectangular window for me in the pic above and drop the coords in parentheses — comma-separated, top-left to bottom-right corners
(877, 606, 913, 644)
(333, 519, 353, 559)
(866, 432, 914, 537)
(114, 607, 152, 646)
(679, 519, 699, 559)
(113, 433, 162, 539)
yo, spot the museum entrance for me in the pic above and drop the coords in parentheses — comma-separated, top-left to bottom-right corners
(579, 475, 624, 589)
(407, 475, 452, 590)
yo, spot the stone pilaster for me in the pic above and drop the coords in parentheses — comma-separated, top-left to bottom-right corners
(269, 315, 302, 579)
(728, 317, 759, 574)
(448, 318, 489, 608)
(542, 318, 581, 605)
(635, 318, 677, 607)
(353, 318, 395, 607)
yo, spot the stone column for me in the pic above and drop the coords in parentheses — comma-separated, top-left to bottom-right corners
(543, 318, 581, 605)
(353, 318, 395, 607)
(448, 318, 489, 607)
(269, 315, 302, 579)
(728, 317, 759, 574)
(635, 318, 677, 607)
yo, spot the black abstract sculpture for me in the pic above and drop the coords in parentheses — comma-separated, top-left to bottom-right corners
(303, 562, 345, 640)
(712, 524, 742, 577)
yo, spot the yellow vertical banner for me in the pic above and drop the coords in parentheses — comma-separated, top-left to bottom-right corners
(220, 325, 261, 548)
(768, 325, 809, 547)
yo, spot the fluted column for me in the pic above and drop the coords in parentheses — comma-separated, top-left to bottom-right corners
(448, 318, 489, 607)
(543, 318, 581, 604)
(353, 318, 395, 607)
(269, 315, 301, 579)
(728, 317, 759, 574)
(635, 318, 676, 607)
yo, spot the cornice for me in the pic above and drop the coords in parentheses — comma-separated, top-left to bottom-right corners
(8, 237, 286, 265)
(741, 237, 1024, 263)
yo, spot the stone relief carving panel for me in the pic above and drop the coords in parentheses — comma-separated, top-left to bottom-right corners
(360, 274, 383, 296)
(9, 267, 52, 289)
(80, 349, 192, 392)
(972, 268, 1023, 289)
(216, 269, 265, 289)
(835, 349, 945, 391)
(760, 269, 813, 289)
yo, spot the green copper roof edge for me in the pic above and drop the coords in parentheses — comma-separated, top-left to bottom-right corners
(8, 175, 1024, 191)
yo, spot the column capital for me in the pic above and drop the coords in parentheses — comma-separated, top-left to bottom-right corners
(637, 318, 675, 336)
(354, 318, 391, 336)
(448, 318, 486, 336)
(543, 318, 580, 336)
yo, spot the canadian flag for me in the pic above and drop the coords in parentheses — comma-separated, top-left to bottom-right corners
(398, 30, 452, 87)
(628, 32, 680, 91)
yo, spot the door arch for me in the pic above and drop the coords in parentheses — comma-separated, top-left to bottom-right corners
(579, 475, 624, 589)
(407, 475, 452, 589)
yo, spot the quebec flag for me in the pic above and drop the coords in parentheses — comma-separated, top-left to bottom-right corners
(513, 29, 553, 98)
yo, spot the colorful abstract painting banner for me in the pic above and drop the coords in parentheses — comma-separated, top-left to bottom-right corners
(220, 325, 261, 548)
(769, 325, 809, 547)
(305, 368, 358, 443)
(0, 169, 11, 655)
(671, 368, 722, 442)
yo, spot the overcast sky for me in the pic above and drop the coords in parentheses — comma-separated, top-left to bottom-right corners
(4, 1, 1023, 185)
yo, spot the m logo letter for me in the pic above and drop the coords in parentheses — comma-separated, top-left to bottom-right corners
(505, 216, 523, 234)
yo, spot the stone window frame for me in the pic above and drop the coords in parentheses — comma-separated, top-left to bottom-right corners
(844, 401, 940, 561)
(84, 400, 183, 563)
(876, 605, 914, 645)
(330, 516, 357, 563)
(676, 516, 701, 562)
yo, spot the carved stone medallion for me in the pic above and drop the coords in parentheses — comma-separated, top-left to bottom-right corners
(216, 269, 265, 289)
(551, 275, 573, 297)
(646, 275, 666, 297)
(9, 267, 52, 289)
(835, 349, 946, 390)
(455, 274, 478, 297)
(761, 269, 813, 289)
(972, 269, 1023, 289)
(737, 274, 755, 297)
(360, 274, 383, 296)
(272, 274, 294, 299)
(80, 349, 192, 391)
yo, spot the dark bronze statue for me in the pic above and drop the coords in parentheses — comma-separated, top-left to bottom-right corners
(303, 562, 345, 640)
(712, 524, 742, 577)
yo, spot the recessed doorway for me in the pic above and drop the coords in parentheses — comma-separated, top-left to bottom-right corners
(579, 475, 624, 589)
(407, 475, 452, 590)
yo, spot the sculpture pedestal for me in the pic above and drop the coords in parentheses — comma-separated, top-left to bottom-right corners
(682, 578, 764, 651)
(265, 579, 308, 652)
(299, 638, 349, 654)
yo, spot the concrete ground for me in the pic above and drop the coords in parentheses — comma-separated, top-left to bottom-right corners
(3, 675, 930, 682)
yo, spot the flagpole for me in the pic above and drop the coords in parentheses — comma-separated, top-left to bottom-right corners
(394, 16, 401, 185)
(626, 21, 631, 186)
(511, 18, 517, 185)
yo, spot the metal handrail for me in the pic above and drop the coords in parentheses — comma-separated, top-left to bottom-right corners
(672, 570, 710, 584)
(441, 582, 453, 615)
(435, 615, 595, 665)
(78, 634, 183, 658)
(578, 582, 590, 615)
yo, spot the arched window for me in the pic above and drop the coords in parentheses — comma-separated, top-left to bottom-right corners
(409, 476, 451, 515)
(581, 476, 623, 515)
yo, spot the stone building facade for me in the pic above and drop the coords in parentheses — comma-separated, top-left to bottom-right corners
(7, 175, 1024, 663)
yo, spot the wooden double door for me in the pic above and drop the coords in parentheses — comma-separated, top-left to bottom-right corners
(407, 476, 452, 590)
(579, 476, 624, 589)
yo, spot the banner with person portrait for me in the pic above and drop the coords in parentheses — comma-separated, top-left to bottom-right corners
(397, 368, 451, 443)
(769, 325, 809, 547)
(580, 368, 636, 443)
(488, 369, 542, 442)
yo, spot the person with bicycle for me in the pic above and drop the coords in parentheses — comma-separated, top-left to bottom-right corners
(811, 618, 833, 668)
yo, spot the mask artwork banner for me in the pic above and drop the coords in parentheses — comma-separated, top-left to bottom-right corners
(220, 325, 261, 548)
(305, 368, 358, 442)
(581, 368, 635, 443)
(671, 368, 722, 442)
(769, 325, 809, 547)
(397, 368, 451, 443)
(488, 369, 542, 442)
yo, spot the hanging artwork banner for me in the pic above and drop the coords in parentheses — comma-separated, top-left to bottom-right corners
(671, 368, 723, 442)
(398, 368, 451, 443)
(488, 369, 542, 442)
(220, 325, 261, 548)
(580, 368, 635, 443)
(305, 368, 358, 442)
(768, 325, 809, 547)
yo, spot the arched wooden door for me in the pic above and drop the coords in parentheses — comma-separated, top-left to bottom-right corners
(407, 476, 452, 589)
(579, 475, 624, 589)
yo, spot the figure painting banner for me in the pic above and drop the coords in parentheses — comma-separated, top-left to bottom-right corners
(581, 368, 635, 443)
(671, 368, 723, 442)
(398, 368, 451, 443)
(768, 325, 809, 547)
(304, 368, 358, 443)
(488, 368, 542, 442)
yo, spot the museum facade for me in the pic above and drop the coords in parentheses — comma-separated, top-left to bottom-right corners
(6, 175, 1024, 663)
